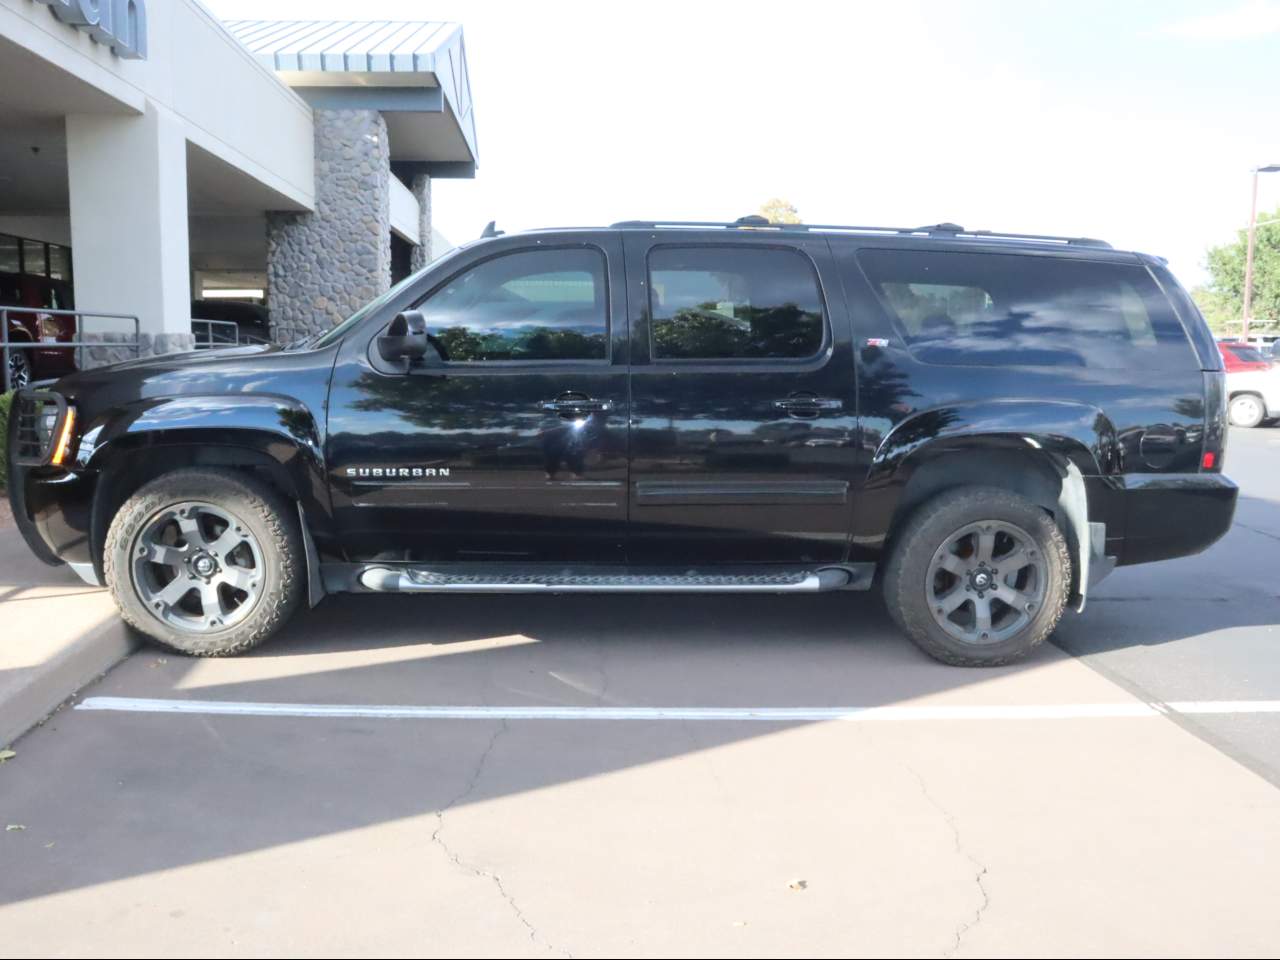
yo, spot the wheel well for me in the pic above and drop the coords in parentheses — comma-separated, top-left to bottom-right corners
(884, 445, 1084, 598)
(90, 442, 298, 580)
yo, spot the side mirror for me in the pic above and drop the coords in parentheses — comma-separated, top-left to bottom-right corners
(377, 310, 431, 364)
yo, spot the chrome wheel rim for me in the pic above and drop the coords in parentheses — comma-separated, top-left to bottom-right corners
(7, 350, 29, 389)
(130, 501, 264, 633)
(926, 520, 1047, 645)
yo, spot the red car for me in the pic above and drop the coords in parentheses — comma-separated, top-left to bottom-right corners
(2, 272, 77, 390)
(1219, 341, 1272, 372)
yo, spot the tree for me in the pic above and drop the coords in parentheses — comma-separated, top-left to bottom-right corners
(1202, 206, 1280, 329)
(759, 198, 801, 224)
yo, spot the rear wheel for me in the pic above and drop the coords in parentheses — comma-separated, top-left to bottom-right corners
(104, 468, 303, 656)
(1229, 393, 1266, 428)
(883, 487, 1070, 666)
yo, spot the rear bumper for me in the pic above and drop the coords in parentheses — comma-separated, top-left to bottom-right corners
(1116, 473, 1238, 566)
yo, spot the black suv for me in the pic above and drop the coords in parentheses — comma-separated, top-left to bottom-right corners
(6, 218, 1235, 665)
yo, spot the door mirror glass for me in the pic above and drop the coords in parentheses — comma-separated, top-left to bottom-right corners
(377, 310, 433, 365)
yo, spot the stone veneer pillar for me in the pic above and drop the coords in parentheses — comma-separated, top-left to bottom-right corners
(266, 109, 392, 343)
(409, 171, 432, 272)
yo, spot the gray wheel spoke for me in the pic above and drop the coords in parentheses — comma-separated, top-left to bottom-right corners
(938, 587, 969, 613)
(996, 548, 1029, 573)
(175, 513, 208, 549)
(975, 530, 995, 563)
(208, 528, 246, 558)
(197, 582, 225, 619)
(937, 553, 966, 575)
(974, 596, 993, 632)
(218, 566, 256, 592)
(143, 541, 185, 567)
(994, 582, 1034, 610)
(157, 577, 193, 607)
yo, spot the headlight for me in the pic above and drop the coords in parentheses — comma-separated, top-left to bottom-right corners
(36, 316, 62, 341)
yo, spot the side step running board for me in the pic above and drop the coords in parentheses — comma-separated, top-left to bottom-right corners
(356, 565, 869, 594)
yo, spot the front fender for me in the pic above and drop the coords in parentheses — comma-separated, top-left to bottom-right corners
(79, 393, 330, 526)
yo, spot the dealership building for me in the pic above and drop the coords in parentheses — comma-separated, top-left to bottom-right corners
(0, 1, 477, 359)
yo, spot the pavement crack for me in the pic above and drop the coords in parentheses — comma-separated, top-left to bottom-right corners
(1233, 521, 1280, 545)
(430, 720, 571, 958)
(908, 767, 990, 957)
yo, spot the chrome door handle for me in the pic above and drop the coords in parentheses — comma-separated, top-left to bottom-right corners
(540, 398, 614, 414)
(773, 396, 842, 417)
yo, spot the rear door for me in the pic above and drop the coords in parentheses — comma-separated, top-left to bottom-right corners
(623, 231, 859, 564)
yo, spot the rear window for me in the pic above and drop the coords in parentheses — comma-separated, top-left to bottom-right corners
(857, 249, 1195, 369)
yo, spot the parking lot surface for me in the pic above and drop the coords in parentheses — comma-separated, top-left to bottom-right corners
(3, 429, 1280, 958)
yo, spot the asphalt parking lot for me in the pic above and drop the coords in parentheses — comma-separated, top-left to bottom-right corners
(3, 429, 1280, 958)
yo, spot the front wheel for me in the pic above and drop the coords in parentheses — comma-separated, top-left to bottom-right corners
(104, 468, 303, 656)
(883, 487, 1071, 666)
(1229, 393, 1266, 429)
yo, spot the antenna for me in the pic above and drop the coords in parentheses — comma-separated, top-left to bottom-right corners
(480, 220, 503, 239)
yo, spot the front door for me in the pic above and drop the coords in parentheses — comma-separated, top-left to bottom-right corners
(327, 234, 629, 563)
(624, 232, 858, 564)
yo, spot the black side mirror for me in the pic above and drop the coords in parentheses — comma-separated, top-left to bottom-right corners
(377, 310, 431, 364)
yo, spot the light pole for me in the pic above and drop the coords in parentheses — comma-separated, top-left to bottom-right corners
(1243, 164, 1280, 339)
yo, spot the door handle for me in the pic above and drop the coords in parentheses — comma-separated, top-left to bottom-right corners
(773, 396, 843, 417)
(540, 397, 614, 415)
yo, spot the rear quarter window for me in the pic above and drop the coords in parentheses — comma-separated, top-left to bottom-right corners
(856, 249, 1196, 370)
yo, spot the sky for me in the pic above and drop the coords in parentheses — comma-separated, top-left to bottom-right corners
(203, 0, 1280, 288)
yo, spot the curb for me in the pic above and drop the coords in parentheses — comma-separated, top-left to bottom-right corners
(0, 616, 138, 748)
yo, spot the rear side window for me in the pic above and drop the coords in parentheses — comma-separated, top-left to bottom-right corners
(857, 249, 1194, 369)
(648, 246, 826, 360)
(419, 247, 608, 362)
(1223, 343, 1268, 364)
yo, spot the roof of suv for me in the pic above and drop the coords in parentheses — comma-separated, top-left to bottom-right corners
(476, 218, 1161, 262)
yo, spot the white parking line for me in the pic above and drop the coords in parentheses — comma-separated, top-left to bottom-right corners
(74, 696, 1280, 722)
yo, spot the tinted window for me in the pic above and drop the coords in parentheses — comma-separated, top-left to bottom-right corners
(420, 248, 608, 362)
(649, 246, 825, 360)
(857, 249, 1193, 369)
(1224, 343, 1268, 363)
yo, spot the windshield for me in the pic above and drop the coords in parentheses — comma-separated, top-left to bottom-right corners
(307, 243, 468, 350)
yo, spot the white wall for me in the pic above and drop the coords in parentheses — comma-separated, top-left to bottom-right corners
(389, 175, 422, 246)
(1, 0, 315, 211)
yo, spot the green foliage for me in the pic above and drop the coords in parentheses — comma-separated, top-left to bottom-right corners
(1189, 285, 1238, 333)
(759, 198, 801, 224)
(1203, 206, 1280, 328)
(652, 304, 822, 359)
(0, 391, 10, 489)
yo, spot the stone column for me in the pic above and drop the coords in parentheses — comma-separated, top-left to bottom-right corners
(409, 171, 432, 272)
(266, 109, 391, 343)
(66, 102, 195, 359)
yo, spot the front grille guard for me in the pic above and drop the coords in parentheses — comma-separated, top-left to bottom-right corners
(9, 389, 69, 468)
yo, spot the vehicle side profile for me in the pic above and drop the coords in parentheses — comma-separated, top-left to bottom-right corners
(6, 218, 1237, 665)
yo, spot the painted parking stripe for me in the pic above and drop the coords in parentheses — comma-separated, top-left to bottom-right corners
(75, 696, 1280, 721)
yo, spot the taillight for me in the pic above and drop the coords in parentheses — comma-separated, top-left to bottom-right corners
(1202, 371, 1226, 472)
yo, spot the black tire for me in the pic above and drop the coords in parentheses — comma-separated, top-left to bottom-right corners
(1229, 393, 1266, 429)
(104, 468, 303, 656)
(883, 486, 1071, 667)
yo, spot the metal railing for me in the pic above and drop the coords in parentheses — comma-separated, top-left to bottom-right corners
(2, 306, 141, 392)
(191, 317, 240, 350)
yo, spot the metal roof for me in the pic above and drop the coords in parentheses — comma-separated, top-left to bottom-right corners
(223, 20, 477, 173)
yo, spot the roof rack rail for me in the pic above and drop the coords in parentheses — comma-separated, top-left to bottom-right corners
(608, 219, 1111, 249)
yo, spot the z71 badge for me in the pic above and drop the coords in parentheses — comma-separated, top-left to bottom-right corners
(346, 466, 452, 479)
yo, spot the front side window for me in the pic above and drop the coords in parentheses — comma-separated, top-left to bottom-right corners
(648, 246, 826, 361)
(857, 249, 1192, 369)
(420, 248, 608, 362)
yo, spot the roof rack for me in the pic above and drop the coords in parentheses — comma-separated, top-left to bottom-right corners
(608, 218, 1111, 249)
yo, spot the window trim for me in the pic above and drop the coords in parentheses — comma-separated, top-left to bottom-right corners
(644, 242, 832, 367)
(409, 242, 613, 368)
